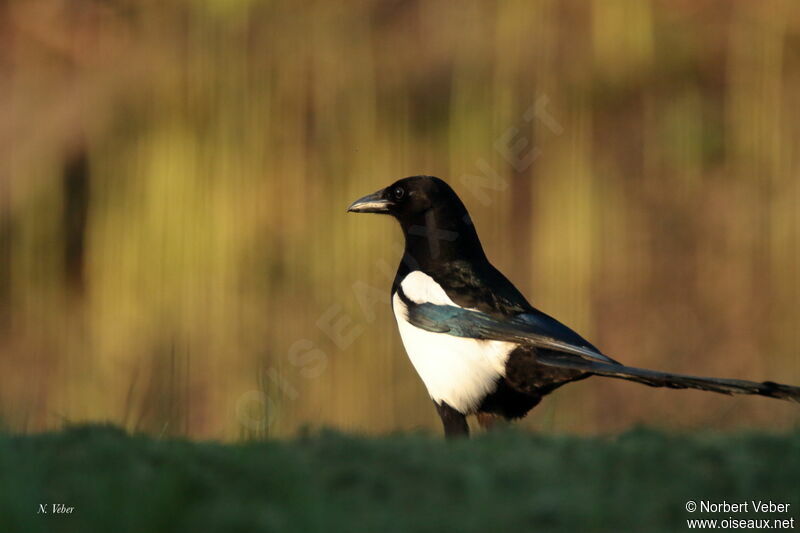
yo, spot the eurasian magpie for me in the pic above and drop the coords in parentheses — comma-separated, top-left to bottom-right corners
(348, 176, 800, 438)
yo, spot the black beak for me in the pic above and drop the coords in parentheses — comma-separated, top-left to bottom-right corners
(347, 189, 392, 214)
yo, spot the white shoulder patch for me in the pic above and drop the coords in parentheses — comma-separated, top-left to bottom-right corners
(399, 271, 458, 306)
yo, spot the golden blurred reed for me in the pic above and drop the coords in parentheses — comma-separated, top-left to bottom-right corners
(0, 0, 798, 439)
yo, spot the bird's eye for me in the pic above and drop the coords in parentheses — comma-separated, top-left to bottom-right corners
(392, 187, 405, 201)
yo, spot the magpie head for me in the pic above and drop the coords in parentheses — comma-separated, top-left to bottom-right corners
(348, 176, 484, 263)
(347, 176, 466, 224)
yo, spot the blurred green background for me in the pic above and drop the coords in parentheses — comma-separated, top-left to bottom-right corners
(0, 0, 798, 439)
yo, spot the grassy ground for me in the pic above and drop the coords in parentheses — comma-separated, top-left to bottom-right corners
(0, 426, 798, 533)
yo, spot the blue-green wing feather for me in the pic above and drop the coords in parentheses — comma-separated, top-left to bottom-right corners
(400, 296, 619, 365)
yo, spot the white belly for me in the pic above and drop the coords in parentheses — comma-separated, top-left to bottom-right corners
(392, 271, 516, 414)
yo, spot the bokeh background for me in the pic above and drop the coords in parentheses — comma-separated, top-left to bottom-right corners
(1, 0, 798, 439)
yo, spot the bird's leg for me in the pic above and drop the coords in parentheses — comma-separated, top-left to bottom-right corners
(434, 401, 469, 438)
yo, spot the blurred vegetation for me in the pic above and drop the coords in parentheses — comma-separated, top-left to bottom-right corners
(0, 0, 799, 438)
(1, 425, 799, 532)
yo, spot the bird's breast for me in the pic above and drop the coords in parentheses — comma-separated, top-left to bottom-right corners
(391, 271, 516, 414)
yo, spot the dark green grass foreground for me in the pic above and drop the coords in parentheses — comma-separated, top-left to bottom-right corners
(1, 426, 798, 533)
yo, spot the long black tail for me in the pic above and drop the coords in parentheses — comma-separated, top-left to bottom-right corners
(537, 353, 800, 403)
